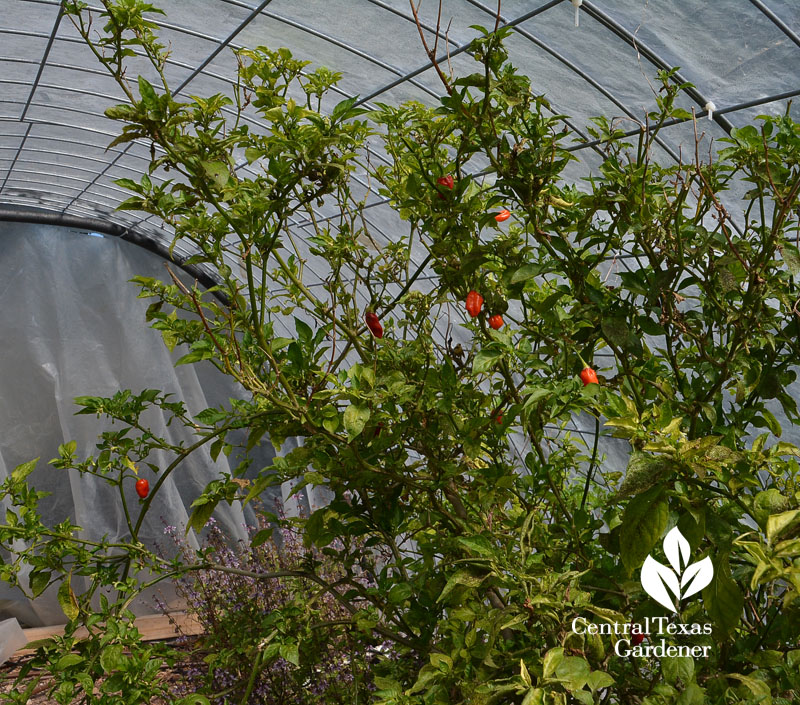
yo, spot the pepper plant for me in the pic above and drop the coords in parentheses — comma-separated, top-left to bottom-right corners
(1, 1, 799, 703)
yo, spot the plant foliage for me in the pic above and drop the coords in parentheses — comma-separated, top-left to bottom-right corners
(1, 2, 799, 703)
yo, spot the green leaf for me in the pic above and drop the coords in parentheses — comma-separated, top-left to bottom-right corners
(115, 177, 142, 192)
(29, 571, 51, 598)
(773, 441, 800, 457)
(175, 349, 213, 366)
(620, 485, 668, 571)
(279, 643, 300, 666)
(473, 347, 503, 373)
(520, 659, 532, 686)
(760, 408, 782, 437)
(409, 665, 438, 695)
(585, 606, 626, 625)
(702, 555, 743, 638)
(586, 671, 614, 692)
(782, 243, 800, 276)
(752, 433, 769, 455)
(726, 674, 771, 699)
(244, 146, 263, 164)
(201, 160, 232, 189)
(542, 647, 564, 678)
(176, 696, 211, 705)
(100, 644, 126, 673)
(571, 691, 594, 705)
(456, 535, 494, 556)
(331, 96, 358, 121)
(387, 583, 413, 604)
(322, 410, 340, 433)
(104, 104, 136, 121)
(601, 317, 630, 349)
(250, 529, 272, 548)
(186, 498, 218, 535)
(638, 315, 666, 336)
(617, 451, 672, 499)
(57, 574, 80, 622)
(58, 441, 77, 459)
(766, 508, 800, 542)
(242, 476, 273, 508)
(437, 569, 487, 603)
(106, 130, 144, 151)
(295, 317, 313, 343)
(662, 656, 694, 685)
(554, 656, 591, 691)
(343, 403, 370, 439)
(522, 386, 552, 408)
(681, 435, 721, 459)
(161, 328, 179, 352)
(429, 652, 453, 672)
(74, 673, 93, 696)
(510, 264, 542, 284)
(675, 683, 705, 705)
(521, 688, 545, 705)
(138, 76, 157, 108)
(373, 676, 402, 697)
(773, 537, 800, 558)
(753, 489, 791, 526)
(55, 654, 84, 670)
(11, 458, 38, 482)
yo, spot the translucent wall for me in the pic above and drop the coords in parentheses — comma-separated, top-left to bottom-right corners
(0, 221, 280, 626)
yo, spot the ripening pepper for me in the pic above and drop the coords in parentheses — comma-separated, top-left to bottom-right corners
(365, 312, 383, 339)
(580, 367, 599, 386)
(488, 314, 504, 330)
(465, 290, 483, 317)
(135, 478, 150, 499)
(495, 209, 511, 222)
(437, 175, 454, 190)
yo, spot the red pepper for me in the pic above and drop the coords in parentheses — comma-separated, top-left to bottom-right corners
(494, 209, 511, 222)
(135, 478, 150, 499)
(437, 175, 454, 190)
(465, 290, 483, 317)
(365, 312, 383, 339)
(488, 314, 504, 330)
(580, 367, 599, 386)
(631, 631, 645, 646)
(495, 410, 503, 425)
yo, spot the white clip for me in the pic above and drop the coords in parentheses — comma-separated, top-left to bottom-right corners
(704, 101, 716, 121)
(571, 0, 582, 27)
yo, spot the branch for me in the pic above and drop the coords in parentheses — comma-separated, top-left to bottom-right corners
(408, 0, 453, 95)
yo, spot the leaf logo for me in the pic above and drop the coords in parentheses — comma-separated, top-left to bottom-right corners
(640, 527, 714, 612)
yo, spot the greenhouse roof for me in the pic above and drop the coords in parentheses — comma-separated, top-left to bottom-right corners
(1, 0, 799, 256)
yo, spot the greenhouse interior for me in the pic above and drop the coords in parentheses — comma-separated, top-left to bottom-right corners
(1, 0, 800, 703)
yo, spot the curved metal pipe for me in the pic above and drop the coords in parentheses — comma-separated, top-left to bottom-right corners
(0, 206, 224, 297)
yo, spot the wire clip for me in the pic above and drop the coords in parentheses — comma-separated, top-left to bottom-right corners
(571, 0, 583, 28)
(704, 101, 716, 121)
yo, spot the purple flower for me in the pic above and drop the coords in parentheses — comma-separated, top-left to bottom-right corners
(159, 499, 389, 703)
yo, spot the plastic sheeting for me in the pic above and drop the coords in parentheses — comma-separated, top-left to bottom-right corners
(0, 221, 281, 626)
(2, 1, 799, 258)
